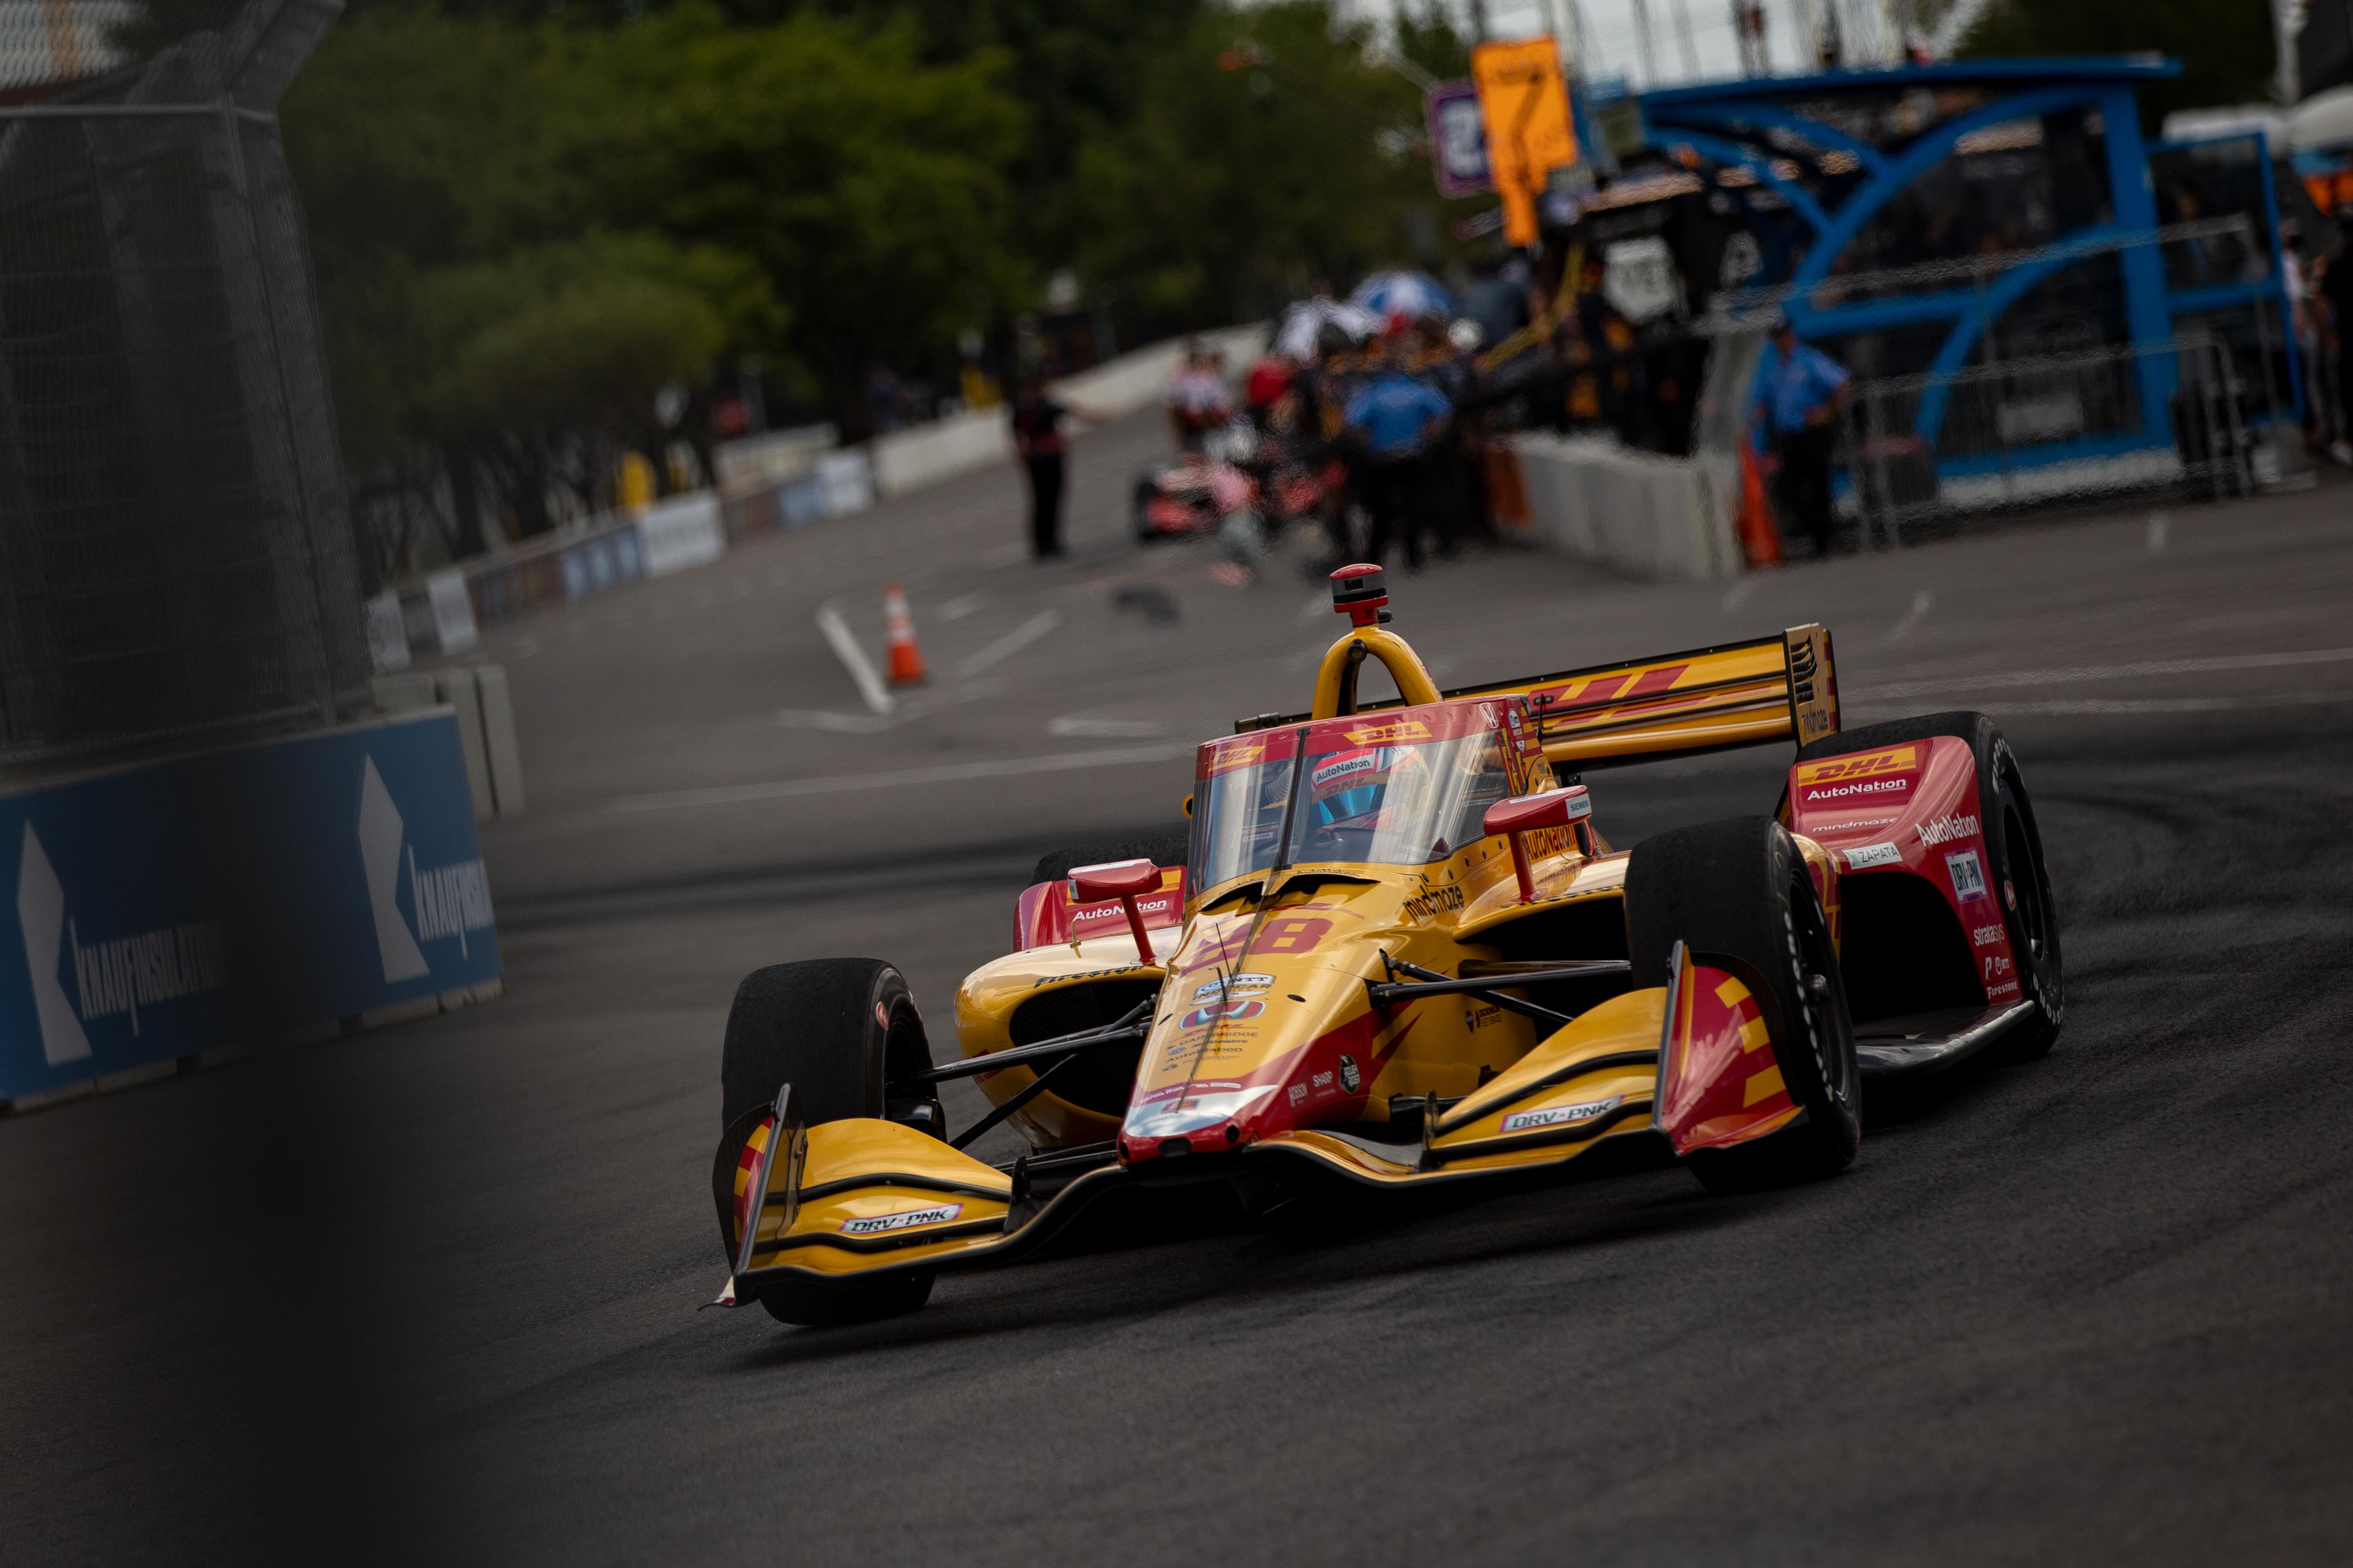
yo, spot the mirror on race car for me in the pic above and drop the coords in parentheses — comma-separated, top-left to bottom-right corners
(1068, 859, 1163, 963)
(1483, 786, 1593, 901)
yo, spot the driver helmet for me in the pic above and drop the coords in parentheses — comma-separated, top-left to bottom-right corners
(1308, 746, 1410, 832)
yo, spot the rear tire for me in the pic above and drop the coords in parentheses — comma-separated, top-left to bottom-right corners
(1030, 835, 1191, 888)
(1627, 816, 1861, 1194)
(1796, 711, 2063, 1061)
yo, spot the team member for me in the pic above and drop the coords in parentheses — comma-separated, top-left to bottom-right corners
(1756, 318, 1850, 556)
(1343, 335, 1453, 572)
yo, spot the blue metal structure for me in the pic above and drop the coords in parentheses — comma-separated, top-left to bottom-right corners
(1635, 59, 2299, 480)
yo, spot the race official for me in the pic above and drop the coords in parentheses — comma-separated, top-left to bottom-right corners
(1756, 320, 1850, 556)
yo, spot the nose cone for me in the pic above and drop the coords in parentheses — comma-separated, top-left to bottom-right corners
(1116, 977, 1389, 1165)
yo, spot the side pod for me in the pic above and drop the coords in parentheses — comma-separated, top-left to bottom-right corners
(1650, 942, 1802, 1156)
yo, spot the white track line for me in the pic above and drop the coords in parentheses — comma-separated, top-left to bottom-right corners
(957, 610, 1062, 679)
(1852, 647, 2353, 700)
(1888, 590, 1933, 641)
(606, 743, 1193, 813)
(2145, 511, 2169, 552)
(1721, 577, 1758, 613)
(815, 600, 895, 716)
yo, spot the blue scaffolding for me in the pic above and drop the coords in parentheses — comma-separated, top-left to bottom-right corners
(1633, 58, 2298, 491)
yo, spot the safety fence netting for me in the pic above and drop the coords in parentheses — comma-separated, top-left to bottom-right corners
(0, 0, 367, 775)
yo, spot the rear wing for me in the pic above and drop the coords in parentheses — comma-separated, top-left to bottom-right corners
(1236, 625, 1839, 769)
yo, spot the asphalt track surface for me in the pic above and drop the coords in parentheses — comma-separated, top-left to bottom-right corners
(7, 408, 2352, 1564)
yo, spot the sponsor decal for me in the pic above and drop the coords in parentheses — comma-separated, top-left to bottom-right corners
(1802, 779, 1911, 804)
(1971, 924, 2005, 947)
(1841, 842, 1903, 870)
(17, 825, 233, 1066)
(874, 1002, 889, 1027)
(839, 1202, 962, 1237)
(1338, 1053, 1362, 1093)
(1916, 812, 1979, 848)
(1287, 1083, 1308, 1106)
(1463, 1001, 1505, 1032)
(1986, 979, 2020, 998)
(1310, 752, 1383, 791)
(1068, 892, 1178, 929)
(1248, 916, 1332, 956)
(359, 755, 494, 979)
(1203, 739, 1268, 776)
(1340, 719, 1432, 746)
(1984, 954, 2013, 981)
(1311, 1069, 1335, 1093)
(1795, 746, 1918, 786)
(1946, 849, 1988, 903)
(1501, 1095, 1622, 1134)
(1402, 884, 1465, 920)
(1030, 965, 1148, 989)
(1180, 998, 1265, 1029)
(1192, 972, 1274, 1001)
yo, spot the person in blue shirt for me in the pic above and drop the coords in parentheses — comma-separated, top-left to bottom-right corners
(1755, 318, 1851, 556)
(1343, 337, 1453, 570)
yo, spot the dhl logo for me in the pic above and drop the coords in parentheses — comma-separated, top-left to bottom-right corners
(1342, 718, 1433, 746)
(1204, 739, 1268, 775)
(1793, 745, 1918, 786)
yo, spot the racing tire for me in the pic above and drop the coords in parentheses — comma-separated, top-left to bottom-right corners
(1627, 816, 1861, 1194)
(713, 960, 942, 1326)
(1030, 835, 1192, 888)
(1795, 711, 2063, 1062)
(718, 958, 932, 1132)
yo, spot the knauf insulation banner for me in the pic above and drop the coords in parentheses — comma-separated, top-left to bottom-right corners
(0, 711, 500, 1102)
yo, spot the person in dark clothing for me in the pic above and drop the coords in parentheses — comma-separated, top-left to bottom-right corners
(1343, 337, 1453, 571)
(1009, 376, 1104, 559)
(1754, 319, 1851, 556)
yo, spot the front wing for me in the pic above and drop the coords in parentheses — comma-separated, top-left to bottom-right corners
(716, 962, 1802, 1305)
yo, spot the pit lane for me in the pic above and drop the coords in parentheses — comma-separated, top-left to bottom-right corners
(5, 410, 2350, 1563)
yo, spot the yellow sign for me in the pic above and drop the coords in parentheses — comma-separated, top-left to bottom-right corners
(1471, 38, 1578, 247)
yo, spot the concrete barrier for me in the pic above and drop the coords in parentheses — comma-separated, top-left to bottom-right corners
(0, 710, 502, 1109)
(373, 665, 525, 821)
(865, 322, 1272, 498)
(1509, 431, 1744, 580)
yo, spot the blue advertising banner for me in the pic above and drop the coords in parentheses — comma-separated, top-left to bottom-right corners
(0, 711, 501, 1102)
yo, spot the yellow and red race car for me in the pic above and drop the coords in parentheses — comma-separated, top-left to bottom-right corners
(709, 564, 2065, 1326)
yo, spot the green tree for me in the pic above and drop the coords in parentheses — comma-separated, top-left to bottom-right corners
(1074, 2, 1469, 327)
(1958, 0, 2276, 127)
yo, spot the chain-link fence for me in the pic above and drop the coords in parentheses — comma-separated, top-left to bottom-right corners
(1839, 333, 2268, 545)
(0, 0, 367, 776)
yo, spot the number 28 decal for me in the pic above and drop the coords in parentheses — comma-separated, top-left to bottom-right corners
(1249, 916, 1333, 956)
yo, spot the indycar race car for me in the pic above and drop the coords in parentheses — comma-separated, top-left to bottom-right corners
(709, 564, 2065, 1326)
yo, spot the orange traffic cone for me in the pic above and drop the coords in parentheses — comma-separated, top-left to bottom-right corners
(883, 582, 927, 685)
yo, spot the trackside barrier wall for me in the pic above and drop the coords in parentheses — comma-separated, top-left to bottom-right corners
(1509, 431, 1744, 580)
(363, 325, 1275, 657)
(0, 711, 502, 1108)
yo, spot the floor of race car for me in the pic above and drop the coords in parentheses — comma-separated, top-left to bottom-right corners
(6, 407, 2350, 1565)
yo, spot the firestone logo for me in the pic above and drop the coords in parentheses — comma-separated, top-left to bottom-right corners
(1916, 812, 1980, 847)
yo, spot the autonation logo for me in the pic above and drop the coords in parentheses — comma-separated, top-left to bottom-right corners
(1916, 812, 1980, 847)
(359, 756, 495, 983)
(14, 824, 230, 1067)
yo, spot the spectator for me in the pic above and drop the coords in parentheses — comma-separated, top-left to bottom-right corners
(1343, 335, 1454, 572)
(1165, 342, 1232, 451)
(1755, 319, 1850, 557)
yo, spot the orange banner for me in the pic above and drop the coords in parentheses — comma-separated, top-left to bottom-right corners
(1471, 38, 1577, 247)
